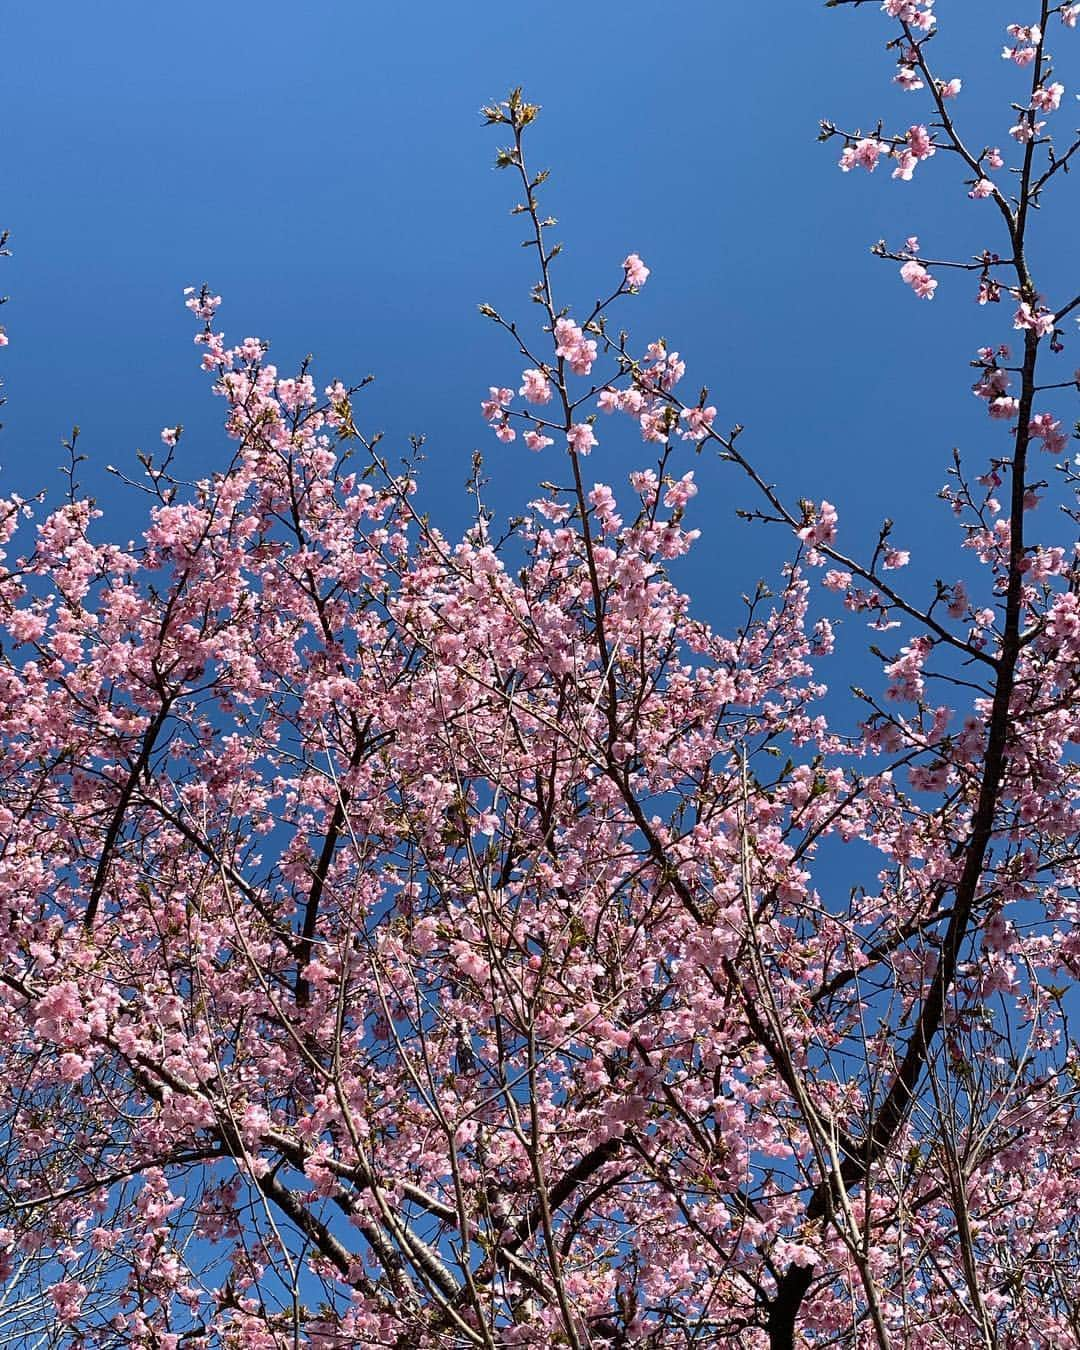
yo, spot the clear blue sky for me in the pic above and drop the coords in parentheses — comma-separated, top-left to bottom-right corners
(4, 1, 1076, 640)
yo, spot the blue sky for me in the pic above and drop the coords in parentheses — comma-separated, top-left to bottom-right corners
(4, 1, 1077, 641)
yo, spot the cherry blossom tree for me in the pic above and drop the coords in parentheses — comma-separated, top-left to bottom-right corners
(1, 3, 1079, 1347)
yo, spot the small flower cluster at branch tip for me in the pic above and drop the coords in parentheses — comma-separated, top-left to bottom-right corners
(622, 253, 650, 288)
(183, 285, 221, 322)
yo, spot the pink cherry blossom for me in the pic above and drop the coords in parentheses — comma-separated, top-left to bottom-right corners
(1029, 412, 1068, 455)
(663, 471, 698, 508)
(797, 499, 838, 551)
(977, 276, 1002, 303)
(894, 64, 925, 91)
(892, 150, 919, 182)
(1031, 81, 1065, 112)
(679, 405, 716, 440)
(553, 316, 597, 376)
(1010, 116, 1046, 142)
(184, 287, 221, 320)
(622, 253, 650, 287)
(907, 124, 935, 159)
(481, 385, 513, 420)
(900, 259, 938, 299)
(519, 367, 552, 403)
(1014, 301, 1055, 337)
(839, 137, 889, 171)
(891, 126, 934, 182)
(567, 422, 598, 455)
(49, 1281, 88, 1324)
